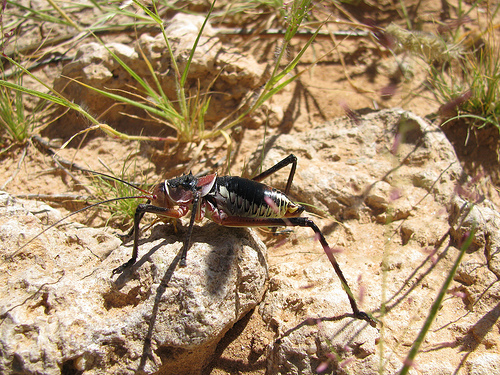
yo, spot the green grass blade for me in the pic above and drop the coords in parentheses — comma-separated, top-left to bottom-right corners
(130, 0, 163, 24)
(251, 69, 307, 114)
(0, 79, 84, 114)
(90, 35, 159, 101)
(0, 56, 99, 124)
(5, 0, 79, 26)
(399, 225, 475, 375)
(180, 0, 216, 87)
(65, 78, 183, 125)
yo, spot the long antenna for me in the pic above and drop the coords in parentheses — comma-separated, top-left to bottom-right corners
(2, 195, 150, 266)
(80, 168, 152, 196)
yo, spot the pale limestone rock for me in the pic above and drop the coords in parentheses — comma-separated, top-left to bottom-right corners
(251, 109, 500, 374)
(0, 193, 267, 374)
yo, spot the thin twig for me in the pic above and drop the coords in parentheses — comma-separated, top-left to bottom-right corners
(14, 193, 90, 202)
(214, 27, 368, 38)
(1, 144, 27, 190)
(31, 135, 93, 194)
(54, 157, 93, 195)
(0, 272, 65, 326)
(31, 135, 85, 171)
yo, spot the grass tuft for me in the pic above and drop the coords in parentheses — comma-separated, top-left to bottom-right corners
(425, 3, 500, 134)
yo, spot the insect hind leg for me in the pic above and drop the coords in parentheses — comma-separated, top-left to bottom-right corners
(218, 215, 376, 326)
(252, 154, 297, 195)
(286, 217, 376, 326)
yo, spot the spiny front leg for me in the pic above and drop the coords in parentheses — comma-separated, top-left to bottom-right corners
(179, 194, 200, 267)
(112, 204, 188, 275)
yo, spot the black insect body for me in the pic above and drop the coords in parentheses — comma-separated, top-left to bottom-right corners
(206, 176, 304, 219)
(114, 154, 375, 326)
(9, 154, 374, 325)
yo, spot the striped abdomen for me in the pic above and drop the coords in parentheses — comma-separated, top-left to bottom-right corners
(208, 176, 304, 219)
